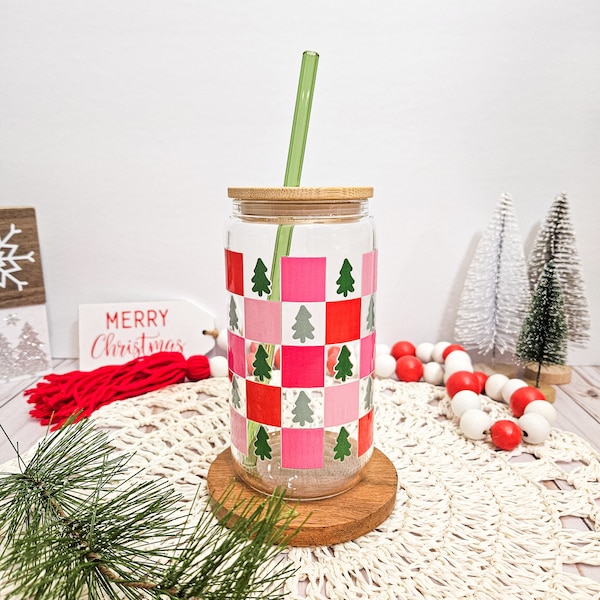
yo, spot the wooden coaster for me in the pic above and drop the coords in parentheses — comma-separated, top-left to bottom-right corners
(207, 447, 397, 547)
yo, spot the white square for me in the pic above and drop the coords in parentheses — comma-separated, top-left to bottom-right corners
(326, 251, 363, 301)
(281, 387, 324, 428)
(281, 302, 326, 346)
(230, 373, 247, 416)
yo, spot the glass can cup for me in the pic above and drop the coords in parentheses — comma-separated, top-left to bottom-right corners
(224, 187, 377, 500)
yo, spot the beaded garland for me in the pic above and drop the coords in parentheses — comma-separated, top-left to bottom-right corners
(374, 339, 557, 451)
(213, 330, 556, 452)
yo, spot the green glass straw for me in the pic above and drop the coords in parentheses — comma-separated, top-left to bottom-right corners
(284, 50, 319, 187)
(269, 51, 319, 303)
(246, 52, 319, 466)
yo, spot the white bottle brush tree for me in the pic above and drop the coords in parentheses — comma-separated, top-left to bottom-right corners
(454, 194, 530, 362)
(526, 192, 591, 350)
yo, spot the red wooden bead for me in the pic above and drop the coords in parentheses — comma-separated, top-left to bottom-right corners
(326, 349, 339, 376)
(445, 370, 480, 398)
(442, 344, 465, 360)
(490, 420, 522, 450)
(395, 355, 423, 382)
(274, 347, 281, 369)
(391, 340, 416, 360)
(473, 371, 489, 393)
(509, 386, 546, 418)
(246, 351, 256, 376)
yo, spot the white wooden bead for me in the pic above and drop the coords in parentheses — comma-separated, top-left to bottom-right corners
(423, 361, 444, 385)
(485, 373, 509, 400)
(375, 354, 396, 378)
(375, 343, 391, 356)
(216, 328, 228, 351)
(443, 356, 474, 378)
(518, 413, 552, 444)
(524, 400, 557, 425)
(459, 409, 492, 440)
(415, 342, 435, 363)
(431, 341, 451, 363)
(451, 390, 482, 417)
(501, 378, 528, 403)
(444, 350, 472, 368)
(209, 355, 229, 378)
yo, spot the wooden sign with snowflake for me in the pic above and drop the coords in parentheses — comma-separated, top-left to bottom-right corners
(0, 207, 51, 381)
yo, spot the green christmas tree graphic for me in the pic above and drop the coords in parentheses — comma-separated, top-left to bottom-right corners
(363, 376, 373, 411)
(228, 295, 239, 331)
(251, 258, 271, 297)
(333, 427, 352, 461)
(252, 344, 272, 382)
(336, 259, 355, 297)
(291, 305, 315, 343)
(366, 295, 375, 332)
(334, 345, 353, 381)
(231, 376, 242, 409)
(254, 425, 272, 460)
(292, 391, 314, 426)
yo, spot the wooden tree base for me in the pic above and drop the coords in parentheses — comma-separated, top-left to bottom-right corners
(522, 381, 557, 403)
(207, 447, 397, 547)
(523, 363, 572, 385)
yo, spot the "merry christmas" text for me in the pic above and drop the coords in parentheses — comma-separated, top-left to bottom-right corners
(105, 309, 169, 329)
(90, 332, 184, 359)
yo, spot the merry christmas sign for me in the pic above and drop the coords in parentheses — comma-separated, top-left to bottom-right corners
(0, 207, 52, 381)
(78, 300, 215, 370)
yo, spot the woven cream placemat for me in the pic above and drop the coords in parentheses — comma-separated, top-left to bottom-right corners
(5, 377, 600, 599)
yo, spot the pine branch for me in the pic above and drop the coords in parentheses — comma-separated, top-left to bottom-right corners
(0, 419, 299, 600)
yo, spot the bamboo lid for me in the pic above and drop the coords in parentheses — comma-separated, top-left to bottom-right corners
(228, 187, 373, 201)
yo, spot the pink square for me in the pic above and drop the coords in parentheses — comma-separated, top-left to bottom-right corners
(360, 333, 376, 377)
(228, 331, 246, 377)
(362, 250, 378, 296)
(244, 298, 281, 344)
(281, 428, 324, 469)
(230, 407, 247, 455)
(281, 257, 326, 302)
(281, 345, 325, 388)
(324, 381, 360, 427)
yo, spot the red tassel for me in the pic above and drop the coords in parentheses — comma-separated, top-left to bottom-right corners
(26, 352, 211, 429)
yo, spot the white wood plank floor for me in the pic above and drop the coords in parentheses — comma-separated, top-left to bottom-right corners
(0, 361, 599, 584)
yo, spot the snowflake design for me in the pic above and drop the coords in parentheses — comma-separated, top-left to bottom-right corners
(4, 313, 20, 326)
(0, 223, 35, 292)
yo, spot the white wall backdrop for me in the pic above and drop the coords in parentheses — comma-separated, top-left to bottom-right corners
(1, 1, 599, 364)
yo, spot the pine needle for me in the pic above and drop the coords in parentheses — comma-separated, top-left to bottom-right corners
(0, 418, 299, 599)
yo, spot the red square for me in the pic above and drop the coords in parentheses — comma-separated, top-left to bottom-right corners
(225, 249, 244, 295)
(358, 409, 374, 456)
(326, 298, 361, 344)
(246, 379, 281, 427)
